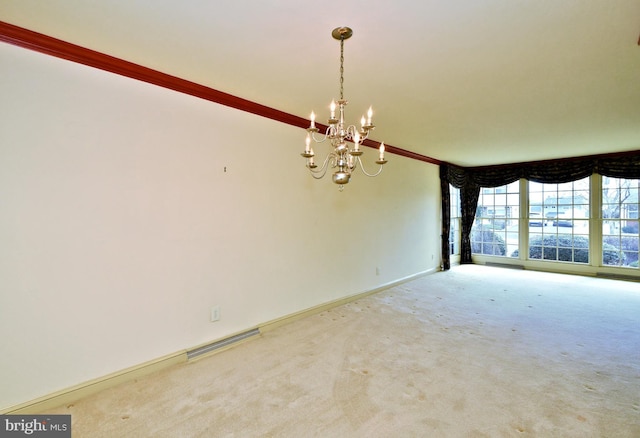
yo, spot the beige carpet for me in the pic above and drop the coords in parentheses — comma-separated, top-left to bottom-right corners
(47, 265, 640, 437)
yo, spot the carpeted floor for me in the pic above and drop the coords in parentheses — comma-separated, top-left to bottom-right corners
(47, 265, 640, 437)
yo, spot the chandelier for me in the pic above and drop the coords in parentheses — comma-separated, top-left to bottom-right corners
(301, 27, 387, 190)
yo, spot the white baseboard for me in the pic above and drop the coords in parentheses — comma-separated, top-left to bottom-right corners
(2, 269, 436, 414)
(3, 351, 187, 415)
(261, 269, 435, 332)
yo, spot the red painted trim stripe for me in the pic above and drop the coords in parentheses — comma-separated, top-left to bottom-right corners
(0, 20, 440, 165)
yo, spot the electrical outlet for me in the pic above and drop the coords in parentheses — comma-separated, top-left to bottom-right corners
(210, 305, 220, 322)
(376, 267, 380, 276)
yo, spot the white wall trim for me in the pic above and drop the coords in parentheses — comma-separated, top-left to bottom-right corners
(260, 269, 436, 333)
(3, 351, 187, 415)
(1, 269, 437, 414)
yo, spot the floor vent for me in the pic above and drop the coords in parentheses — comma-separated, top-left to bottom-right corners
(485, 262, 525, 270)
(596, 272, 640, 282)
(187, 328, 260, 360)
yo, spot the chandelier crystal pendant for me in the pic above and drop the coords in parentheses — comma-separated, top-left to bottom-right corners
(301, 27, 387, 190)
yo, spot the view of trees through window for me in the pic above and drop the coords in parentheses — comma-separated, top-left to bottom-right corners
(528, 178, 590, 263)
(602, 177, 640, 267)
(470, 181, 519, 257)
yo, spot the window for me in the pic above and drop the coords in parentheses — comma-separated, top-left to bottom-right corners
(450, 185, 461, 256)
(602, 177, 640, 268)
(528, 177, 590, 263)
(472, 181, 519, 257)
(442, 155, 640, 275)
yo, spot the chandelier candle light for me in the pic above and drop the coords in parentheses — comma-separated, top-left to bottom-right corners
(301, 26, 387, 190)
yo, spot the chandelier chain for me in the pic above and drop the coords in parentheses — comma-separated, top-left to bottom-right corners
(339, 37, 344, 101)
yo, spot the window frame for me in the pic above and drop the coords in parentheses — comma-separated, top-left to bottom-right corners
(526, 177, 591, 264)
(600, 175, 640, 268)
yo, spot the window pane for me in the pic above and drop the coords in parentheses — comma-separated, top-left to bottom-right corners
(472, 183, 519, 257)
(601, 178, 640, 268)
(527, 177, 590, 264)
(603, 204, 621, 219)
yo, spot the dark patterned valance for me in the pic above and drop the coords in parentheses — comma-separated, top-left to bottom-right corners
(440, 150, 640, 269)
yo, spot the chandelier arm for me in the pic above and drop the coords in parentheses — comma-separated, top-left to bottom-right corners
(309, 125, 335, 143)
(342, 125, 372, 146)
(310, 169, 328, 180)
(355, 156, 385, 177)
(308, 153, 333, 179)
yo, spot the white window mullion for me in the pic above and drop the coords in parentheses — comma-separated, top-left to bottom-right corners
(520, 178, 529, 261)
(591, 174, 602, 268)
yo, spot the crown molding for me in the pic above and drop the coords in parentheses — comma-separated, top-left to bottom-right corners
(0, 20, 440, 166)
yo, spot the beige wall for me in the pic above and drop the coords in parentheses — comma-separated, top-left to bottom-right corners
(0, 43, 441, 410)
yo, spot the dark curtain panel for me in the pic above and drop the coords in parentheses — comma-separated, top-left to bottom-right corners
(459, 180, 480, 264)
(525, 159, 595, 183)
(439, 150, 640, 270)
(440, 166, 451, 270)
(598, 154, 640, 178)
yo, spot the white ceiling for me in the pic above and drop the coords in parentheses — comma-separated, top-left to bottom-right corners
(2, 1, 639, 166)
